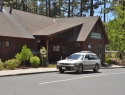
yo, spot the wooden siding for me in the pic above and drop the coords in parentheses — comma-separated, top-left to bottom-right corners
(0, 37, 36, 61)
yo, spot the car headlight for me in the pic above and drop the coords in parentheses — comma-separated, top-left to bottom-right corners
(57, 62, 60, 65)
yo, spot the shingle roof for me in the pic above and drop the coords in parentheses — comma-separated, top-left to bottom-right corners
(34, 17, 99, 41)
(0, 7, 107, 42)
(33, 22, 83, 36)
(56, 17, 99, 41)
(0, 7, 54, 39)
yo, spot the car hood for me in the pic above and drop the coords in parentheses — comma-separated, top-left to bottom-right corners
(58, 59, 80, 63)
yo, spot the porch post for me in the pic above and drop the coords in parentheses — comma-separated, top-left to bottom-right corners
(46, 39, 49, 58)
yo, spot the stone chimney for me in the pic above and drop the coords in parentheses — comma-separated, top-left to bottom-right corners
(9, 1, 13, 14)
(0, 0, 3, 12)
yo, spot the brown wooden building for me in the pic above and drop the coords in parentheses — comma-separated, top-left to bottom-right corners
(0, 7, 109, 62)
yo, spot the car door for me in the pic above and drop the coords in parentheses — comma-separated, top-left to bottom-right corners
(92, 55, 101, 68)
(87, 54, 95, 69)
(84, 55, 93, 70)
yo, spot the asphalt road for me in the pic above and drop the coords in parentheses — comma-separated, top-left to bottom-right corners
(0, 68, 125, 95)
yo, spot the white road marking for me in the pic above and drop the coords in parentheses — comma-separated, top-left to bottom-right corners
(38, 72, 125, 85)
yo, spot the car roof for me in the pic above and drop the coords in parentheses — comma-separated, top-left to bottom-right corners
(74, 51, 96, 55)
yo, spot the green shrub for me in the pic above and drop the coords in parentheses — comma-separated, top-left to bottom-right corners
(47, 63, 56, 68)
(40, 47, 47, 67)
(105, 54, 112, 64)
(15, 53, 22, 64)
(15, 45, 32, 68)
(0, 59, 4, 70)
(43, 57, 48, 66)
(30, 56, 40, 68)
(4, 59, 19, 70)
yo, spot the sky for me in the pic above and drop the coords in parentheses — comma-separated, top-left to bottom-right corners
(93, 3, 114, 22)
(93, 0, 115, 22)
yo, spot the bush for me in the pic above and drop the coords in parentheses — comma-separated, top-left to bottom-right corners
(30, 56, 40, 68)
(16, 45, 32, 68)
(40, 47, 47, 67)
(15, 53, 22, 64)
(4, 59, 19, 70)
(0, 59, 4, 70)
(105, 54, 112, 64)
(47, 63, 56, 68)
(43, 57, 48, 67)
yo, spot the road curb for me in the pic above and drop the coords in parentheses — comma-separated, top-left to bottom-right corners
(0, 70, 58, 77)
(101, 66, 125, 69)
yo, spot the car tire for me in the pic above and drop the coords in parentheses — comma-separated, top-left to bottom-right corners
(77, 64, 83, 74)
(93, 64, 99, 73)
(59, 68, 65, 73)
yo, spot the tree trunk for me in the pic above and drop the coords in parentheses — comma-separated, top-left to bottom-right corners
(59, 0, 61, 16)
(104, 0, 106, 22)
(16, 0, 17, 9)
(23, 60, 25, 69)
(48, 0, 50, 17)
(68, 0, 70, 17)
(90, 0, 93, 16)
(122, 52, 125, 65)
(46, 0, 48, 16)
(22, 0, 27, 12)
(80, 0, 83, 17)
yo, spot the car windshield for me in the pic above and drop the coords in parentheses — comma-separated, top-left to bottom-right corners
(67, 54, 84, 60)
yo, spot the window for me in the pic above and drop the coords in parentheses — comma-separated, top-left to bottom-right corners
(88, 45, 92, 51)
(61, 44, 68, 54)
(0, 40, 2, 47)
(93, 55, 99, 60)
(88, 55, 94, 60)
(85, 55, 88, 59)
(6, 41, 10, 47)
(68, 54, 84, 60)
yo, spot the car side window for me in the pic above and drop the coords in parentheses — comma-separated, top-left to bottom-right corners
(93, 55, 99, 60)
(88, 55, 94, 60)
(85, 55, 88, 59)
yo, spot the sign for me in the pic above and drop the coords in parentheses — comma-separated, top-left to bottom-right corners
(90, 32, 101, 39)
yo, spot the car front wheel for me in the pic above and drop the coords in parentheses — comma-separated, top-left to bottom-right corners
(59, 68, 65, 73)
(76, 64, 83, 74)
(93, 64, 99, 73)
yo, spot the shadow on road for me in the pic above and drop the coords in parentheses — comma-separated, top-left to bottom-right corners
(57, 71, 102, 75)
